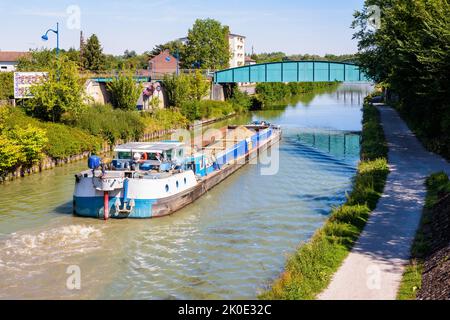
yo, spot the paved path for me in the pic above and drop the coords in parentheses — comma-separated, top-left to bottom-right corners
(319, 105, 450, 300)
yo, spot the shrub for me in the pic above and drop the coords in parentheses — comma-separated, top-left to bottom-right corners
(2, 106, 101, 160)
(107, 72, 142, 110)
(0, 106, 48, 175)
(180, 100, 233, 121)
(71, 103, 144, 145)
(0, 72, 13, 100)
(228, 89, 253, 113)
(143, 109, 188, 131)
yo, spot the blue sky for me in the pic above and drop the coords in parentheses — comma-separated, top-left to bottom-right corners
(0, 0, 365, 55)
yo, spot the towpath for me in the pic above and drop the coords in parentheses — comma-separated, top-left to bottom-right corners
(319, 104, 450, 300)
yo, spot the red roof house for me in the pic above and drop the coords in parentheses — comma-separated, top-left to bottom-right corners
(148, 50, 178, 79)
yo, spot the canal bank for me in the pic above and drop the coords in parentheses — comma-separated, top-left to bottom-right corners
(0, 84, 371, 299)
(319, 104, 450, 300)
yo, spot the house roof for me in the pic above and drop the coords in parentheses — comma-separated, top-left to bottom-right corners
(0, 51, 30, 62)
(148, 49, 176, 62)
(245, 56, 256, 62)
(229, 33, 246, 39)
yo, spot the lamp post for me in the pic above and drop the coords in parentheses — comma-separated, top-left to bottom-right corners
(175, 48, 179, 76)
(41, 22, 60, 58)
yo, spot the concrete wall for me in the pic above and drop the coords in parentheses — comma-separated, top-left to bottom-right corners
(139, 82, 166, 110)
(210, 83, 225, 101)
(84, 80, 109, 105)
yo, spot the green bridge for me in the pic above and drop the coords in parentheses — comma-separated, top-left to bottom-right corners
(214, 61, 369, 84)
(91, 76, 151, 83)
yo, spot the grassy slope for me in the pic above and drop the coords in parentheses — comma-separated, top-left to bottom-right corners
(397, 172, 450, 300)
(259, 101, 389, 300)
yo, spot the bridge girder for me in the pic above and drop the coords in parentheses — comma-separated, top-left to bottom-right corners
(214, 61, 369, 84)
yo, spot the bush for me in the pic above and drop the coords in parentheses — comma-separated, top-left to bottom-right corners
(71, 104, 145, 145)
(42, 122, 100, 159)
(0, 72, 13, 100)
(140, 109, 188, 132)
(107, 73, 142, 110)
(228, 89, 253, 113)
(2, 106, 101, 161)
(180, 100, 233, 121)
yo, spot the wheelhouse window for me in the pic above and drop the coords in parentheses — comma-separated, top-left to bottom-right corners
(117, 152, 131, 160)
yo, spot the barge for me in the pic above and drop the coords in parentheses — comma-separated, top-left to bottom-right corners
(73, 122, 282, 219)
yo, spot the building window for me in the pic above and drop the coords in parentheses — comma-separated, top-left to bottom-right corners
(176, 181, 179, 188)
(165, 184, 169, 192)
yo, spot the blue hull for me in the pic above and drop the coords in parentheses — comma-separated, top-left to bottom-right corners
(73, 196, 156, 219)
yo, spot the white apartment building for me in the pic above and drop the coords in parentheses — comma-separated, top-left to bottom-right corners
(179, 32, 246, 69)
(228, 34, 246, 68)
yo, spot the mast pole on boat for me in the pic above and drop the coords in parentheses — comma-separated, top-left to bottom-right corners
(104, 191, 109, 220)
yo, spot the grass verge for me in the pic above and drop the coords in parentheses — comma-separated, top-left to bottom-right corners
(259, 99, 389, 300)
(397, 172, 450, 300)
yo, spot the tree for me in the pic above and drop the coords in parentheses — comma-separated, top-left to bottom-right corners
(189, 70, 210, 101)
(83, 34, 105, 72)
(184, 19, 230, 70)
(163, 73, 192, 107)
(123, 50, 137, 59)
(107, 72, 142, 110)
(27, 57, 86, 122)
(17, 49, 81, 71)
(353, 0, 450, 157)
(163, 71, 209, 108)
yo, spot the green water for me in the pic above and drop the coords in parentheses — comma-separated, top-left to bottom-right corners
(0, 84, 372, 299)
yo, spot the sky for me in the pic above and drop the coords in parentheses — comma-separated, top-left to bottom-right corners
(0, 0, 365, 56)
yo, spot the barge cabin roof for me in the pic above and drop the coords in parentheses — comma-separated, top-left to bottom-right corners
(114, 142, 184, 153)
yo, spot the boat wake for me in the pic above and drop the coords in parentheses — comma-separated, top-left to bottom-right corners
(0, 224, 105, 298)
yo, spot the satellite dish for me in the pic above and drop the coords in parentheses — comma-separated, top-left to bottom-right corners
(165, 57, 171, 62)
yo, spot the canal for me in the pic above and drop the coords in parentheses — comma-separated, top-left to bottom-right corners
(0, 84, 372, 299)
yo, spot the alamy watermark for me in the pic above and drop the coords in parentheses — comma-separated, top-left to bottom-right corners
(66, 265, 81, 290)
(66, 5, 81, 30)
(366, 264, 381, 290)
(367, 5, 381, 30)
(170, 124, 281, 176)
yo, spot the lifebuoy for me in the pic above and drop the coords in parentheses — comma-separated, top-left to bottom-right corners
(140, 153, 148, 162)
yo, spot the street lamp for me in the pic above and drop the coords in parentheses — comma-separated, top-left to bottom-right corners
(175, 48, 179, 76)
(41, 22, 59, 58)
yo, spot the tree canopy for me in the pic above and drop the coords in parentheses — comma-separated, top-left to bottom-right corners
(353, 0, 450, 158)
(106, 72, 142, 110)
(184, 19, 230, 70)
(82, 34, 105, 72)
(27, 56, 86, 122)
